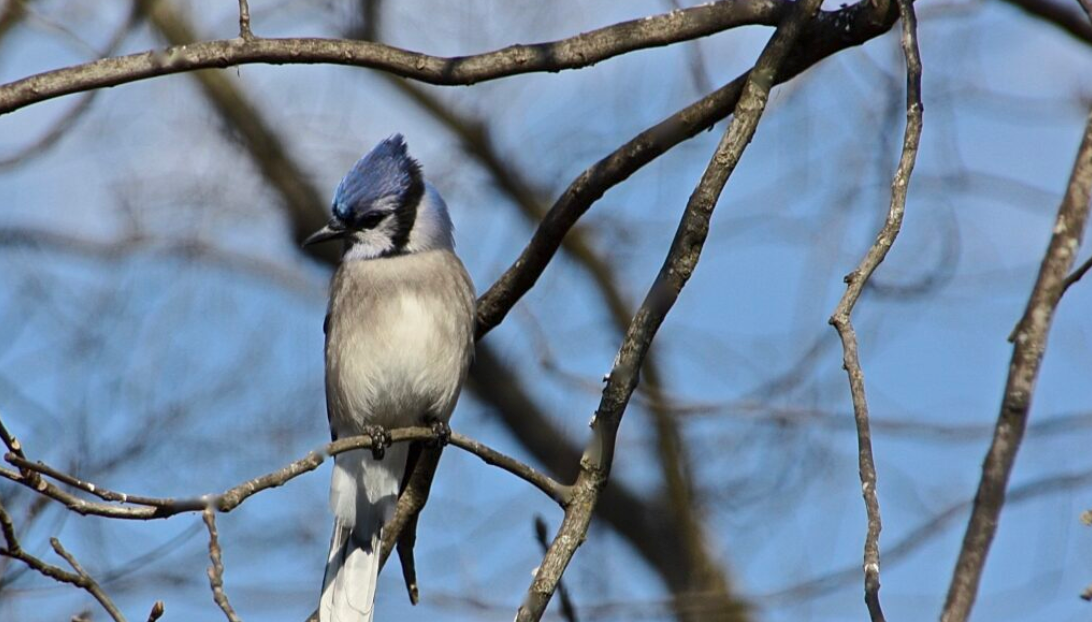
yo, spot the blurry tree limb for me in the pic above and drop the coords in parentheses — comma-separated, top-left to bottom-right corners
(0, 497, 125, 622)
(941, 108, 1092, 622)
(0, 227, 322, 294)
(516, 0, 824, 615)
(770, 467, 1092, 603)
(0, 1, 25, 42)
(998, 0, 1092, 44)
(470, 347, 752, 619)
(827, 0, 923, 618)
(202, 509, 243, 622)
(1079, 0, 1092, 25)
(0, 1, 141, 170)
(137, 0, 338, 264)
(1, 0, 796, 114)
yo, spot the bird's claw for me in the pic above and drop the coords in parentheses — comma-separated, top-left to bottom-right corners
(363, 425, 391, 460)
(428, 419, 451, 447)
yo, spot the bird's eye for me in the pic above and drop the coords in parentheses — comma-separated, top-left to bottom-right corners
(358, 211, 387, 230)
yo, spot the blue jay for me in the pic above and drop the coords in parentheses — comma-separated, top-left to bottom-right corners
(304, 135, 476, 622)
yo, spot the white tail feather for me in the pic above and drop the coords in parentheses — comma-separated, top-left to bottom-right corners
(320, 445, 408, 622)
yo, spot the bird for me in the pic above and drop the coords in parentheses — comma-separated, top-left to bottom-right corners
(304, 135, 476, 622)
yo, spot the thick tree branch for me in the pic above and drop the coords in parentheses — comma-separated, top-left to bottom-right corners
(941, 108, 1092, 622)
(514, 0, 824, 616)
(0, 0, 789, 115)
(827, 0, 923, 619)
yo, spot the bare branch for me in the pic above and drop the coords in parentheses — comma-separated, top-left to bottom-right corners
(202, 509, 243, 622)
(941, 108, 1092, 622)
(1, 425, 565, 521)
(1082, 509, 1092, 601)
(0, 497, 125, 622)
(1061, 253, 1092, 293)
(474, 0, 902, 337)
(770, 468, 1092, 604)
(50, 538, 127, 622)
(0, 0, 791, 115)
(827, 0, 923, 617)
(385, 77, 734, 620)
(236, 0, 253, 40)
(449, 434, 571, 506)
(514, 0, 824, 616)
(534, 516, 579, 622)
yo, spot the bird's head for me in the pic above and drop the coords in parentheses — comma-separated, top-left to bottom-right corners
(304, 134, 451, 259)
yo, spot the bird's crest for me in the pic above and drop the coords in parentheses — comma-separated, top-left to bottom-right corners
(333, 134, 423, 224)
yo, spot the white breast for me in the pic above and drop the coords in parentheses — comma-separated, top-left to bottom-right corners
(324, 250, 475, 436)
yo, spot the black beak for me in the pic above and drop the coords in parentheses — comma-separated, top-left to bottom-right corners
(302, 219, 347, 247)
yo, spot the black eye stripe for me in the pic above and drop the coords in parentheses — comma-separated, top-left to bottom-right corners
(357, 211, 388, 230)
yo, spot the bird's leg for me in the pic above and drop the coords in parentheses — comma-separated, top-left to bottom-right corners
(425, 418, 450, 447)
(362, 424, 391, 460)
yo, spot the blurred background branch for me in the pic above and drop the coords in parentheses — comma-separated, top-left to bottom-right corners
(0, 1, 1090, 621)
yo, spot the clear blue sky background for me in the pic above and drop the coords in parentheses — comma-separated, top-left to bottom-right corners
(1, 1, 1091, 621)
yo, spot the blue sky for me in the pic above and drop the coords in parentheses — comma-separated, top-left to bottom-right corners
(1, 1, 1092, 621)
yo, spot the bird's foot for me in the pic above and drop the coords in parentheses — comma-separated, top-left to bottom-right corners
(427, 419, 451, 448)
(363, 425, 391, 460)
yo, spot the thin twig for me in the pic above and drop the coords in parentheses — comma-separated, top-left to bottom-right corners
(202, 509, 243, 622)
(236, 0, 253, 40)
(1082, 509, 1092, 600)
(0, 412, 39, 489)
(1061, 253, 1092, 293)
(827, 0, 923, 618)
(50, 538, 127, 622)
(514, 0, 824, 616)
(1, 426, 566, 521)
(941, 108, 1092, 622)
(0, 497, 126, 622)
(449, 433, 571, 506)
(146, 601, 165, 622)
